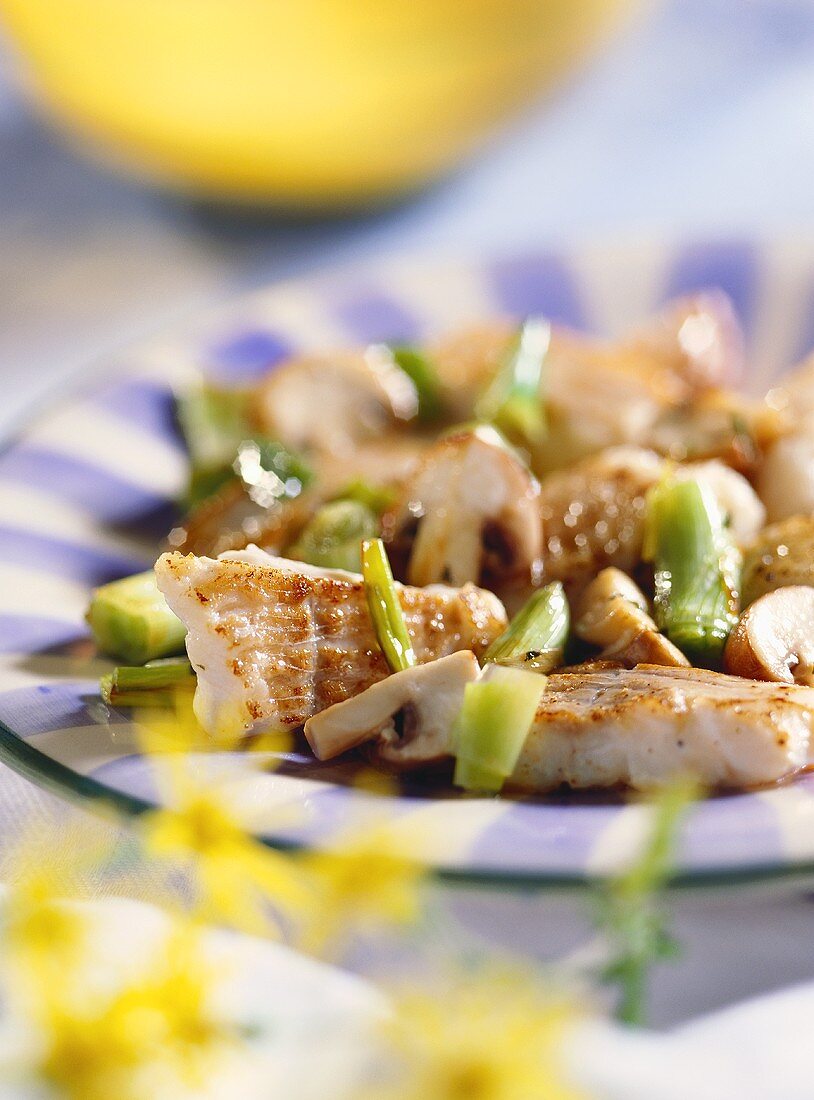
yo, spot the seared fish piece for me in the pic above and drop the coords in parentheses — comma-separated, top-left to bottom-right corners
(509, 664, 814, 792)
(155, 548, 506, 739)
(539, 447, 663, 595)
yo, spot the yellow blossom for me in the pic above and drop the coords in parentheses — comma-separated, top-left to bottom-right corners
(135, 694, 309, 935)
(297, 825, 426, 956)
(368, 968, 588, 1100)
(37, 924, 235, 1100)
(140, 775, 310, 935)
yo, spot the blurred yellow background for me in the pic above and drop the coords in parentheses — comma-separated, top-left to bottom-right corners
(0, 0, 640, 208)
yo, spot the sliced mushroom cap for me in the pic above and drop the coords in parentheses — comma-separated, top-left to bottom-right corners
(626, 290, 745, 394)
(724, 587, 814, 686)
(643, 390, 763, 476)
(742, 514, 814, 606)
(303, 650, 480, 764)
(756, 424, 814, 523)
(253, 347, 418, 457)
(573, 567, 689, 668)
(382, 426, 542, 600)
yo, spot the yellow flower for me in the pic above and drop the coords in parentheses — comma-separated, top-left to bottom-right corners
(369, 968, 588, 1100)
(297, 825, 426, 956)
(135, 694, 308, 935)
(37, 924, 235, 1100)
(0, 827, 116, 1008)
(140, 775, 309, 936)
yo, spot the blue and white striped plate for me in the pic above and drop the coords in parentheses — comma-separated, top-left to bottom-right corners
(3, 240, 814, 887)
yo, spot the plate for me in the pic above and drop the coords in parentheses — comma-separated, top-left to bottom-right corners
(3, 239, 814, 887)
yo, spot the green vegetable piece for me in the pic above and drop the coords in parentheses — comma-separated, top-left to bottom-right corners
(101, 657, 195, 708)
(389, 345, 444, 422)
(452, 664, 545, 793)
(87, 571, 186, 665)
(177, 383, 311, 508)
(361, 538, 416, 673)
(644, 476, 739, 665)
(290, 500, 378, 572)
(475, 316, 550, 449)
(332, 479, 398, 516)
(484, 582, 569, 672)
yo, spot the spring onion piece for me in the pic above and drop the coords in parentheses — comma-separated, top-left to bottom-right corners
(177, 383, 311, 507)
(290, 500, 378, 572)
(87, 571, 186, 664)
(475, 316, 550, 449)
(644, 476, 739, 665)
(389, 345, 444, 422)
(101, 657, 195, 708)
(332, 479, 398, 516)
(483, 582, 569, 672)
(453, 664, 545, 793)
(361, 538, 416, 673)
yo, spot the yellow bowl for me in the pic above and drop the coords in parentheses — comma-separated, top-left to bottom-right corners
(1, 0, 641, 209)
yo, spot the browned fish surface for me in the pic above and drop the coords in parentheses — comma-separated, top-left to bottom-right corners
(155, 549, 506, 739)
(538, 446, 664, 595)
(511, 664, 814, 792)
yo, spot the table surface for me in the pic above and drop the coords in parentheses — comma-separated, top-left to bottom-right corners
(2, 0, 814, 1030)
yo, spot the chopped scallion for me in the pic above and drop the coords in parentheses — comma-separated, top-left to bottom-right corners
(483, 582, 569, 672)
(644, 476, 739, 665)
(475, 316, 550, 449)
(290, 500, 378, 572)
(453, 664, 545, 793)
(87, 571, 186, 665)
(361, 538, 416, 673)
(101, 657, 194, 708)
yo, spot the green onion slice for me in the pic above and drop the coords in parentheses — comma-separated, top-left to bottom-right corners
(361, 538, 416, 673)
(86, 571, 186, 665)
(101, 657, 194, 708)
(290, 500, 378, 572)
(644, 476, 739, 665)
(484, 582, 569, 673)
(475, 316, 551, 448)
(453, 665, 545, 793)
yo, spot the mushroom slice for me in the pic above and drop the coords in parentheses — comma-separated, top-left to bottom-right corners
(724, 588, 814, 686)
(625, 290, 745, 394)
(742, 514, 814, 606)
(383, 425, 542, 599)
(756, 424, 814, 523)
(155, 549, 506, 739)
(573, 568, 689, 668)
(304, 650, 480, 763)
(538, 446, 664, 595)
(253, 347, 418, 457)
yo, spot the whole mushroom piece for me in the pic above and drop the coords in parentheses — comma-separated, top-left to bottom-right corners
(382, 425, 543, 604)
(724, 587, 814, 686)
(253, 346, 419, 457)
(573, 567, 689, 668)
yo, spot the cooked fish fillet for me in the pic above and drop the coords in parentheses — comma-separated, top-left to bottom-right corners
(538, 446, 663, 594)
(155, 548, 506, 738)
(509, 664, 814, 792)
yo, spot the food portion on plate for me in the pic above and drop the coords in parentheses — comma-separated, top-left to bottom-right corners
(86, 291, 814, 796)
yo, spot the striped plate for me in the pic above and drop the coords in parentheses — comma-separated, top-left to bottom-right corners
(3, 240, 814, 887)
